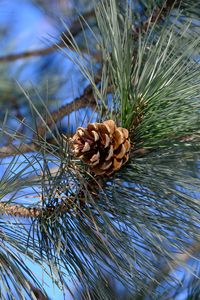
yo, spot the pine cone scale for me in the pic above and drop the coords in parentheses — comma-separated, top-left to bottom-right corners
(91, 130, 99, 141)
(100, 160, 113, 171)
(103, 120, 116, 134)
(113, 128, 125, 150)
(124, 140, 131, 151)
(90, 151, 100, 162)
(82, 142, 91, 153)
(113, 158, 123, 171)
(105, 145, 113, 161)
(101, 134, 110, 148)
(115, 144, 126, 159)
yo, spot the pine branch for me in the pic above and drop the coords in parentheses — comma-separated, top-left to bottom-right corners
(0, 9, 96, 63)
(2, 1, 200, 299)
(0, 0, 180, 159)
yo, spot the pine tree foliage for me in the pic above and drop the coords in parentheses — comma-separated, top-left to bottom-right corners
(0, 0, 200, 299)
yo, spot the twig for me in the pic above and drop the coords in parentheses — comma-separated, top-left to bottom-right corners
(37, 75, 100, 137)
(26, 282, 49, 300)
(0, 198, 82, 218)
(133, 0, 179, 35)
(131, 147, 151, 157)
(0, 9, 96, 63)
(0, 203, 41, 218)
(0, 143, 37, 158)
(0, 80, 99, 158)
(149, 240, 200, 291)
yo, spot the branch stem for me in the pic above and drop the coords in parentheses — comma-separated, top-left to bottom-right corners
(0, 203, 41, 218)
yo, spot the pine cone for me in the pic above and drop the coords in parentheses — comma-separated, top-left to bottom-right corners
(70, 120, 130, 176)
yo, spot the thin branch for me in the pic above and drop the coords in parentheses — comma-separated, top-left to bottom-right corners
(0, 143, 37, 158)
(36, 75, 100, 137)
(0, 81, 99, 158)
(26, 282, 49, 300)
(0, 203, 41, 218)
(0, 44, 59, 63)
(149, 240, 200, 291)
(0, 9, 96, 63)
(132, 0, 178, 35)
(0, 200, 80, 218)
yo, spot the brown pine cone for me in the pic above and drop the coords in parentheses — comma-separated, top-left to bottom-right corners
(69, 120, 130, 176)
